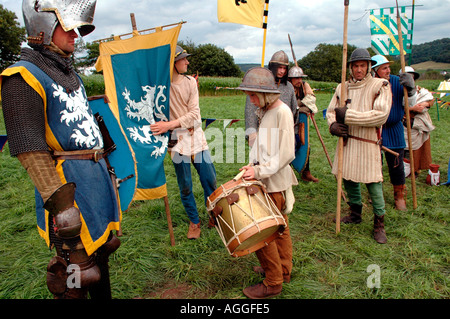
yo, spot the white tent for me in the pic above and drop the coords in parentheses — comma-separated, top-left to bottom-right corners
(437, 80, 450, 97)
(437, 80, 450, 91)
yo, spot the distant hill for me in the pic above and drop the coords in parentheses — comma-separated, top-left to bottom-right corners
(410, 38, 450, 64)
(237, 38, 450, 73)
(237, 63, 262, 73)
(411, 61, 450, 71)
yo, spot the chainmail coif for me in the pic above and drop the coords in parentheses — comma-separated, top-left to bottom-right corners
(21, 46, 81, 92)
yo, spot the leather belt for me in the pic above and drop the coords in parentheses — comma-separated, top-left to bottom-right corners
(348, 135, 381, 146)
(52, 149, 105, 162)
(347, 135, 399, 157)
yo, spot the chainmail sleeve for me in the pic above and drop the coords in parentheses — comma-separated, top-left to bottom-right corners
(1, 73, 48, 156)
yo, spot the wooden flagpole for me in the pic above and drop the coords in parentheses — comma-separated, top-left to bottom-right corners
(94, 19, 186, 43)
(336, 0, 350, 234)
(396, 0, 417, 209)
(261, 0, 270, 67)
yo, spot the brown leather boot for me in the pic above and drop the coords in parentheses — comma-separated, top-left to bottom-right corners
(187, 221, 201, 239)
(243, 282, 282, 299)
(393, 184, 407, 211)
(301, 170, 319, 183)
(373, 214, 387, 244)
(339, 203, 362, 224)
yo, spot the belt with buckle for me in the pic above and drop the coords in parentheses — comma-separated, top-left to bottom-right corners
(52, 149, 105, 162)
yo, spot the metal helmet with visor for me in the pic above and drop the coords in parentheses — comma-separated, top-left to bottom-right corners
(22, 0, 97, 45)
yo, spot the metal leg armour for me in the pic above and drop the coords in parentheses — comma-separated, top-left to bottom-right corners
(88, 233, 121, 299)
(46, 239, 101, 299)
(46, 209, 120, 299)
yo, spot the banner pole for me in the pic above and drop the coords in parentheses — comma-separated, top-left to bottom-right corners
(261, 0, 270, 67)
(396, 0, 417, 209)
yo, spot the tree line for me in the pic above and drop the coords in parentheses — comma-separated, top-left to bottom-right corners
(1, 5, 448, 83)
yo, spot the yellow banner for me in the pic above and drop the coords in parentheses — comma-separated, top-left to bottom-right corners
(217, 0, 265, 28)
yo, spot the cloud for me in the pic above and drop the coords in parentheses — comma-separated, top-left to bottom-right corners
(1, 0, 449, 63)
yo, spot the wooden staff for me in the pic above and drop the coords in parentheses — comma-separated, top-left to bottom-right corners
(336, 0, 350, 234)
(396, 0, 417, 209)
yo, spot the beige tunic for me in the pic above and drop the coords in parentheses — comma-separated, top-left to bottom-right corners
(327, 74, 392, 183)
(404, 86, 435, 150)
(169, 75, 208, 156)
(250, 102, 298, 193)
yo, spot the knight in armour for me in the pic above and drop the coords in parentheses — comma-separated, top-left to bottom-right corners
(0, 0, 121, 299)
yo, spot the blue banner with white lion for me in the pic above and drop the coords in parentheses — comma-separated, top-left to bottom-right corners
(95, 24, 182, 200)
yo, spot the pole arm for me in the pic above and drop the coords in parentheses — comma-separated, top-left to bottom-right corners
(396, 0, 417, 209)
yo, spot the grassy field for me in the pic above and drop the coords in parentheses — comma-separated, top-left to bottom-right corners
(0, 81, 448, 301)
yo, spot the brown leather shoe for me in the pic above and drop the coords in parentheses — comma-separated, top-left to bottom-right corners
(243, 282, 282, 299)
(301, 170, 319, 183)
(187, 222, 201, 239)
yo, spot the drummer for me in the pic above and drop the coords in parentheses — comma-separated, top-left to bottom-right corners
(238, 67, 298, 299)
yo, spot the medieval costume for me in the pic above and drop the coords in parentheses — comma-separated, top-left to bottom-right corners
(151, 45, 217, 239)
(0, 0, 120, 299)
(327, 49, 392, 244)
(372, 55, 418, 211)
(288, 66, 319, 182)
(402, 67, 435, 174)
(238, 67, 298, 299)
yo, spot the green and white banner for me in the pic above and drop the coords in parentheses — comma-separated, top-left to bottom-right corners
(370, 6, 413, 56)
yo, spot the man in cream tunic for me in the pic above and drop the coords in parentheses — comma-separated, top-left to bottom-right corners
(326, 48, 392, 244)
(239, 67, 298, 299)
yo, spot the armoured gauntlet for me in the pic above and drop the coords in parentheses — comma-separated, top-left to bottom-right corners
(44, 183, 82, 238)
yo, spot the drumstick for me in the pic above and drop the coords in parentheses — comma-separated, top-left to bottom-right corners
(233, 169, 246, 181)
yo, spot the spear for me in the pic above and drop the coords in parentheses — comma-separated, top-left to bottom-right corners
(396, 0, 417, 209)
(336, 0, 350, 234)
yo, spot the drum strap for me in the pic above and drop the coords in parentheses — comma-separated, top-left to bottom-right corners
(269, 192, 286, 212)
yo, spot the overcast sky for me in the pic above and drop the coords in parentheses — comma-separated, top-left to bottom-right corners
(2, 0, 449, 64)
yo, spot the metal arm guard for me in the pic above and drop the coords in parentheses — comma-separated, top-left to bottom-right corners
(44, 183, 82, 238)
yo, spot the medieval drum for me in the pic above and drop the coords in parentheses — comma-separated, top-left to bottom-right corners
(207, 177, 286, 257)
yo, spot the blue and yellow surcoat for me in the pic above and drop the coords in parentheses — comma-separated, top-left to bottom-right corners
(1, 61, 120, 256)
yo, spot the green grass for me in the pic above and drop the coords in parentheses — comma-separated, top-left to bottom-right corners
(0, 83, 449, 300)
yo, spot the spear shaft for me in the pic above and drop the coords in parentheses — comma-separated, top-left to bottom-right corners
(396, 0, 417, 209)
